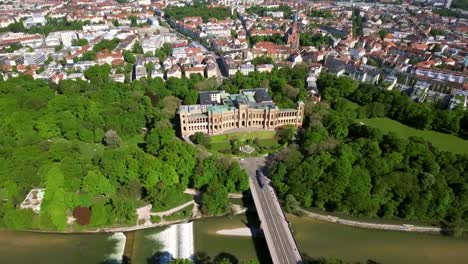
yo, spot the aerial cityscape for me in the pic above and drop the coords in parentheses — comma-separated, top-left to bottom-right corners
(0, 0, 467, 263)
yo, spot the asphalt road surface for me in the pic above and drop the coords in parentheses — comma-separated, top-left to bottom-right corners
(241, 157, 303, 264)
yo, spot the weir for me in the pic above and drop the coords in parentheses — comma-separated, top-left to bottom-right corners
(156, 222, 195, 260)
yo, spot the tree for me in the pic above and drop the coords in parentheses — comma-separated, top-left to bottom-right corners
(130, 16, 138, 27)
(155, 43, 173, 61)
(159, 141, 197, 186)
(430, 28, 445, 36)
(89, 200, 112, 227)
(277, 125, 296, 144)
(132, 41, 143, 54)
(170, 259, 193, 264)
(225, 162, 249, 192)
(192, 132, 211, 146)
(72, 38, 88, 46)
(251, 55, 274, 65)
(145, 124, 175, 155)
(123, 50, 135, 63)
(81, 51, 97, 61)
(142, 156, 179, 203)
(201, 183, 229, 215)
(104, 130, 122, 148)
(378, 29, 388, 40)
(284, 194, 300, 213)
(3, 209, 36, 230)
(84, 64, 111, 84)
(92, 38, 120, 52)
(110, 194, 137, 224)
(81, 170, 116, 197)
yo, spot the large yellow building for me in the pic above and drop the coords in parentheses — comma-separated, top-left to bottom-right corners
(178, 89, 304, 137)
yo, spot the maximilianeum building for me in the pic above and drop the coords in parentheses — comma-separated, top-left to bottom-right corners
(178, 88, 304, 137)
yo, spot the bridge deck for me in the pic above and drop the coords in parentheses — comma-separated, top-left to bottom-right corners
(242, 158, 303, 264)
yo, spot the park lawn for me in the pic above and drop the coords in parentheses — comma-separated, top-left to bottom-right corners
(50, 134, 145, 161)
(164, 204, 193, 221)
(207, 130, 280, 155)
(151, 193, 193, 212)
(210, 130, 277, 143)
(120, 134, 145, 148)
(77, 141, 105, 159)
(344, 98, 360, 109)
(255, 138, 281, 148)
(358, 118, 468, 154)
(210, 141, 232, 152)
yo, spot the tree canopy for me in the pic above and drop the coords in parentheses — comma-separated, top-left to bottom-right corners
(268, 73, 468, 227)
(0, 75, 248, 230)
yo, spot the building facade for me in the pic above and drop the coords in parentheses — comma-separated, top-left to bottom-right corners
(178, 89, 304, 137)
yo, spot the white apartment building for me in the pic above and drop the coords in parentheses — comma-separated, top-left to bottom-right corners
(23, 14, 47, 29)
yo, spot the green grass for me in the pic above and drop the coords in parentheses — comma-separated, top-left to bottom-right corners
(121, 134, 145, 148)
(164, 204, 193, 221)
(151, 193, 193, 212)
(209, 141, 233, 152)
(303, 207, 440, 227)
(77, 141, 105, 159)
(255, 138, 280, 149)
(358, 118, 468, 154)
(151, 215, 161, 223)
(210, 130, 277, 143)
(207, 130, 281, 156)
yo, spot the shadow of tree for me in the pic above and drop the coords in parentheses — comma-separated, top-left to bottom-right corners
(302, 254, 381, 264)
(146, 251, 173, 264)
(100, 259, 121, 264)
(195, 251, 212, 264)
(241, 197, 273, 264)
(213, 252, 239, 264)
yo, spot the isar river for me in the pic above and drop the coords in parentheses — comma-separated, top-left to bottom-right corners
(1, 213, 468, 264)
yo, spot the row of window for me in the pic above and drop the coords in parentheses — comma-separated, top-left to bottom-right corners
(183, 110, 301, 125)
(277, 111, 299, 118)
(185, 118, 208, 124)
(276, 119, 298, 125)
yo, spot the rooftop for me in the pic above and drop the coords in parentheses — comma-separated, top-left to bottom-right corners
(179, 88, 278, 114)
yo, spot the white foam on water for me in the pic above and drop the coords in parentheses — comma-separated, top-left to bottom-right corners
(147, 222, 194, 261)
(107, 232, 126, 263)
(177, 222, 194, 260)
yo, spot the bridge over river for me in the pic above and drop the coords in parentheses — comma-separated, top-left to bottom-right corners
(240, 157, 303, 264)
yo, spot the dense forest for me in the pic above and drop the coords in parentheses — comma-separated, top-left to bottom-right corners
(249, 34, 286, 46)
(318, 73, 468, 137)
(451, 0, 468, 11)
(165, 3, 232, 22)
(268, 73, 468, 232)
(0, 70, 248, 230)
(0, 17, 86, 35)
(246, 5, 293, 18)
(299, 33, 332, 47)
(219, 65, 309, 108)
(1, 61, 467, 233)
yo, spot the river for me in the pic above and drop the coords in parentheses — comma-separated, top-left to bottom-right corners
(1, 214, 468, 264)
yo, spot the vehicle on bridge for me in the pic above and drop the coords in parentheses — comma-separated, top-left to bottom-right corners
(256, 169, 265, 189)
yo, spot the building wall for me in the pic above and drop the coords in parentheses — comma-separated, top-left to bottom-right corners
(180, 103, 304, 137)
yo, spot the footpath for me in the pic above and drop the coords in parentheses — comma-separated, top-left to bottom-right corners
(297, 207, 442, 233)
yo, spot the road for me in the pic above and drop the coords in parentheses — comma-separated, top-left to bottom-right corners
(240, 157, 303, 264)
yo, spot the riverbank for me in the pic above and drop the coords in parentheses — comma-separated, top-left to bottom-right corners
(19, 197, 248, 234)
(296, 207, 442, 233)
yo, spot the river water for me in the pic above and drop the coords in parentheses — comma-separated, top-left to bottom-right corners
(1, 214, 468, 264)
